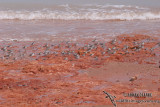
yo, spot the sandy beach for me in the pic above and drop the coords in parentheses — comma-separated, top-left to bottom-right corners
(0, 0, 160, 106)
(0, 34, 159, 106)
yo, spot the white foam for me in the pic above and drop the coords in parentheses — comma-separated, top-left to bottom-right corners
(0, 4, 159, 21)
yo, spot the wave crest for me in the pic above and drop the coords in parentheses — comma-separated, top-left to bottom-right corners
(0, 4, 160, 20)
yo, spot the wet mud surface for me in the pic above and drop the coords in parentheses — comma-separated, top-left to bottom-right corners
(0, 34, 160, 107)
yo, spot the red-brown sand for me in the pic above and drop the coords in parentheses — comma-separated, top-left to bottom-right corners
(0, 34, 160, 107)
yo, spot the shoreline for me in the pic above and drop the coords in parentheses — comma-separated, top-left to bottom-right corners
(0, 34, 160, 106)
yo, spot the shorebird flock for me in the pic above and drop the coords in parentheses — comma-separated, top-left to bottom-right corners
(0, 36, 159, 65)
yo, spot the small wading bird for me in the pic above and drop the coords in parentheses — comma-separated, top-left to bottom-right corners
(111, 39, 117, 45)
(129, 76, 137, 82)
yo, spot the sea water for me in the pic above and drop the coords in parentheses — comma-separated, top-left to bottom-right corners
(0, 0, 160, 41)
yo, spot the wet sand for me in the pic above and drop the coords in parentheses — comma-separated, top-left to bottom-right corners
(0, 34, 160, 107)
(87, 61, 160, 90)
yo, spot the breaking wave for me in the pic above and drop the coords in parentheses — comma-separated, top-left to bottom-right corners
(0, 4, 160, 21)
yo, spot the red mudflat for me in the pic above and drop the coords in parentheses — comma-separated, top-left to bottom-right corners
(0, 34, 160, 107)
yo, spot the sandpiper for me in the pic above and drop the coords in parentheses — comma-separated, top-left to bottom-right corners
(123, 45, 129, 50)
(23, 46, 27, 49)
(31, 41, 35, 46)
(75, 54, 80, 59)
(90, 53, 94, 56)
(1, 47, 7, 52)
(29, 53, 35, 57)
(101, 52, 106, 55)
(111, 38, 116, 45)
(129, 76, 137, 81)
(64, 57, 68, 60)
(92, 39, 97, 42)
(112, 47, 116, 50)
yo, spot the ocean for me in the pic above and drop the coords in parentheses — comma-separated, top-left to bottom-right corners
(0, 0, 160, 41)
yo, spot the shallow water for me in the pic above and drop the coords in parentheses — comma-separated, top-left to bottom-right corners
(0, 20, 160, 41)
(0, 0, 160, 41)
